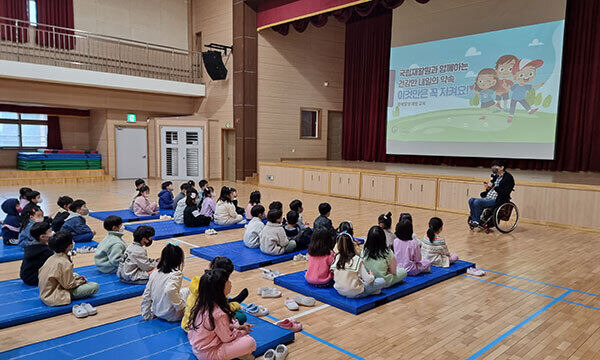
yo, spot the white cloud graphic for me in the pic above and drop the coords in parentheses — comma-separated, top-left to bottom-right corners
(528, 38, 544, 47)
(465, 71, 476, 78)
(409, 64, 420, 69)
(465, 47, 481, 57)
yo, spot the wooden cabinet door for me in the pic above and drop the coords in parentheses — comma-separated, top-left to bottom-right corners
(303, 169, 329, 194)
(412, 179, 437, 207)
(330, 172, 360, 198)
(361, 174, 396, 202)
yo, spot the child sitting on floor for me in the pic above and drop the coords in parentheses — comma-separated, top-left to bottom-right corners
(18, 205, 44, 248)
(94, 215, 127, 274)
(182, 256, 249, 332)
(421, 217, 458, 267)
(214, 187, 244, 225)
(61, 200, 95, 243)
(259, 208, 296, 255)
(173, 183, 190, 210)
(184, 190, 211, 227)
(133, 185, 159, 216)
(284, 210, 312, 250)
(20, 221, 54, 286)
(199, 186, 216, 219)
(197, 179, 209, 205)
(52, 196, 73, 232)
(230, 188, 245, 216)
(129, 179, 146, 211)
(331, 233, 385, 298)
(243, 205, 265, 249)
(141, 242, 190, 322)
(18, 187, 32, 212)
(305, 228, 335, 288)
(314, 202, 336, 242)
(158, 181, 174, 210)
(245, 191, 261, 220)
(290, 199, 309, 229)
(2, 198, 21, 245)
(393, 219, 431, 276)
(38, 231, 99, 306)
(117, 225, 158, 284)
(186, 268, 256, 360)
(362, 226, 407, 288)
(378, 212, 395, 249)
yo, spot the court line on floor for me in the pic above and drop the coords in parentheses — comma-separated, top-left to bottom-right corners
(462, 275, 600, 311)
(479, 268, 600, 298)
(288, 304, 330, 320)
(466, 290, 572, 360)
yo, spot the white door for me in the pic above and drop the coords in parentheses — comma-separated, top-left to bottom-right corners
(115, 126, 148, 179)
(161, 127, 203, 180)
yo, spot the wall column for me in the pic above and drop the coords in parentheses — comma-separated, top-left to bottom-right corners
(233, 0, 257, 180)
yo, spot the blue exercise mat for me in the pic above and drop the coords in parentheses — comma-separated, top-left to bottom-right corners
(274, 260, 475, 314)
(0, 313, 294, 359)
(17, 152, 101, 160)
(190, 238, 364, 272)
(123, 219, 250, 240)
(0, 265, 145, 328)
(90, 208, 174, 222)
(0, 241, 98, 263)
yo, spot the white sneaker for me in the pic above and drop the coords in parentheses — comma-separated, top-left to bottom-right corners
(205, 229, 217, 235)
(263, 349, 276, 360)
(294, 295, 316, 307)
(285, 297, 299, 311)
(275, 344, 289, 360)
(6, 238, 19, 245)
(72, 304, 88, 318)
(257, 286, 270, 296)
(467, 267, 485, 276)
(80, 303, 97, 316)
(261, 288, 282, 298)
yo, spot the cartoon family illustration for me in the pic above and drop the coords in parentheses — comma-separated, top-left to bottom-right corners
(472, 55, 545, 123)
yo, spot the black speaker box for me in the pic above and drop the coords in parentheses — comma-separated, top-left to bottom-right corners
(202, 51, 228, 80)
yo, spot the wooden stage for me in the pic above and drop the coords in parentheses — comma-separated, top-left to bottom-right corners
(0, 169, 112, 186)
(259, 160, 600, 232)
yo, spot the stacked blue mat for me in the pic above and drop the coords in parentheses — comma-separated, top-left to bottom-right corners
(190, 238, 364, 272)
(0, 265, 145, 328)
(90, 208, 174, 222)
(274, 260, 475, 314)
(124, 220, 250, 240)
(0, 314, 294, 359)
(0, 241, 98, 263)
(17, 152, 102, 160)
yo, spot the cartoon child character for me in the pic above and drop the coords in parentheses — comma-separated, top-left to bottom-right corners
(508, 58, 544, 123)
(494, 55, 517, 111)
(472, 68, 499, 120)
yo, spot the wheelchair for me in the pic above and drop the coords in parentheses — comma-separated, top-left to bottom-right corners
(468, 201, 519, 234)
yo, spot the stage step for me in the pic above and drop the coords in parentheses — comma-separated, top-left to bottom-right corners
(0, 169, 112, 186)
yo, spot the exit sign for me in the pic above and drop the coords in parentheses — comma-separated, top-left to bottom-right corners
(127, 114, 136, 123)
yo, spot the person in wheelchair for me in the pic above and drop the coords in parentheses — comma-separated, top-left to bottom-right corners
(468, 159, 514, 228)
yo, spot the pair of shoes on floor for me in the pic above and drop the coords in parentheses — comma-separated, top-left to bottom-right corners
(467, 267, 485, 276)
(276, 319, 302, 332)
(285, 296, 316, 311)
(159, 214, 172, 220)
(204, 229, 217, 235)
(257, 286, 281, 298)
(262, 269, 283, 280)
(72, 303, 97, 318)
(293, 254, 307, 262)
(263, 344, 289, 360)
(243, 303, 269, 317)
(75, 246, 96, 254)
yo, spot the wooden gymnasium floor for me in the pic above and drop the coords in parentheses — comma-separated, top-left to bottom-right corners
(1, 179, 599, 359)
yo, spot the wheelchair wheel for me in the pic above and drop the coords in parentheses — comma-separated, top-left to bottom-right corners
(494, 202, 519, 233)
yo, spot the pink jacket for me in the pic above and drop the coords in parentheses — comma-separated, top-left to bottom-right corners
(305, 251, 335, 285)
(133, 196, 158, 216)
(393, 238, 431, 276)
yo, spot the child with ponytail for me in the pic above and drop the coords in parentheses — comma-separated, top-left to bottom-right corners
(420, 217, 458, 267)
(378, 212, 395, 248)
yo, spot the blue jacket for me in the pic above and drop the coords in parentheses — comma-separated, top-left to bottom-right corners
(18, 219, 37, 249)
(2, 198, 21, 230)
(158, 189, 174, 210)
(61, 213, 94, 242)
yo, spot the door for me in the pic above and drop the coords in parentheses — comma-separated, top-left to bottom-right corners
(222, 129, 235, 181)
(327, 111, 343, 160)
(115, 126, 147, 180)
(161, 127, 204, 180)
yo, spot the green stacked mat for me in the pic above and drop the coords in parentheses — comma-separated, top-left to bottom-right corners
(17, 159, 102, 170)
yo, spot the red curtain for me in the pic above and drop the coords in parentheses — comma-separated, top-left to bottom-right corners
(342, 0, 600, 172)
(36, 0, 75, 50)
(46, 116, 63, 150)
(0, 0, 28, 42)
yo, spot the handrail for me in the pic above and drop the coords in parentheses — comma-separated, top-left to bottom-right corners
(0, 16, 195, 54)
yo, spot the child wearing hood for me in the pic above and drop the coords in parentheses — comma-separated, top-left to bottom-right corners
(158, 181, 174, 210)
(2, 198, 22, 245)
(61, 200, 95, 242)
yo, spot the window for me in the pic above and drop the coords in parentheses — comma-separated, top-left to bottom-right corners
(0, 112, 48, 148)
(28, 0, 38, 26)
(300, 108, 320, 139)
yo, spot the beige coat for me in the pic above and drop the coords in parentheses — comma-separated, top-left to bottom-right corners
(38, 252, 85, 306)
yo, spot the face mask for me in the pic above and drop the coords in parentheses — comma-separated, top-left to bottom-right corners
(81, 208, 90, 216)
(211, 192, 216, 197)
(145, 239, 153, 247)
(491, 167, 499, 175)
(116, 227, 124, 234)
(33, 216, 44, 223)
(37, 198, 43, 204)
